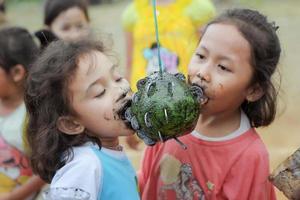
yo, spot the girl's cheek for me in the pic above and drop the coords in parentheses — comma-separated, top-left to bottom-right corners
(208, 83, 223, 99)
(213, 83, 224, 97)
(188, 66, 198, 78)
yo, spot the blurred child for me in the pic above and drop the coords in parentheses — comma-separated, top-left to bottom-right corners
(0, 0, 5, 24)
(122, 0, 215, 149)
(36, 0, 90, 47)
(25, 39, 140, 200)
(0, 27, 45, 200)
(139, 8, 281, 199)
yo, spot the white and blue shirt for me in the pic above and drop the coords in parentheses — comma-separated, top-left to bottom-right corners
(51, 143, 140, 200)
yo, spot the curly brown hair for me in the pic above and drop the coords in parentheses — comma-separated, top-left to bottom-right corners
(204, 8, 281, 127)
(25, 39, 106, 183)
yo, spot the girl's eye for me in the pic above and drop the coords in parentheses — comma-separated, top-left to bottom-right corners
(218, 64, 230, 72)
(62, 25, 71, 31)
(113, 71, 123, 82)
(115, 77, 123, 82)
(196, 53, 205, 60)
(95, 90, 105, 98)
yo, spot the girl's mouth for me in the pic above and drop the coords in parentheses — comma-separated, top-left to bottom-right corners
(117, 100, 132, 128)
(191, 83, 209, 105)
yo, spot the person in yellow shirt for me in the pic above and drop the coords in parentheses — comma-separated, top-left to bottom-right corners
(122, 0, 216, 91)
(122, 0, 216, 149)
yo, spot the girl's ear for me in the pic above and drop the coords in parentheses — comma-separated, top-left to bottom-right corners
(10, 64, 26, 83)
(246, 83, 264, 102)
(57, 116, 85, 135)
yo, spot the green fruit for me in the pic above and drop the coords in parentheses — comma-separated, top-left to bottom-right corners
(124, 72, 206, 146)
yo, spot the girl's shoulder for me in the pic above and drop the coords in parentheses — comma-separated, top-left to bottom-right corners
(68, 142, 100, 163)
(51, 143, 102, 200)
(239, 129, 270, 161)
(56, 143, 102, 175)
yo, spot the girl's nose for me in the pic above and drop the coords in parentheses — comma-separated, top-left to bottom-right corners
(196, 64, 211, 83)
(197, 73, 211, 82)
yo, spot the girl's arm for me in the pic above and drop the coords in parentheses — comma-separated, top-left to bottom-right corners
(0, 175, 45, 200)
(124, 31, 139, 150)
(121, 2, 136, 84)
(50, 149, 101, 200)
(124, 31, 134, 82)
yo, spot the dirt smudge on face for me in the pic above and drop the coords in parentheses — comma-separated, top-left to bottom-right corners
(104, 112, 112, 121)
(219, 83, 224, 90)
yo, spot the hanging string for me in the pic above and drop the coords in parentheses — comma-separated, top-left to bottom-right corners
(152, 0, 163, 75)
(151, 0, 187, 150)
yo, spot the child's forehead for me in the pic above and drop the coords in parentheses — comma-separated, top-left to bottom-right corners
(201, 23, 250, 53)
(76, 51, 115, 75)
(62, 6, 86, 17)
(204, 23, 241, 39)
(54, 6, 88, 23)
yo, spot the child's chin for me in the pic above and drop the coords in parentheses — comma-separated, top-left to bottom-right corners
(120, 118, 134, 131)
(121, 129, 135, 137)
(125, 126, 135, 134)
(120, 122, 135, 134)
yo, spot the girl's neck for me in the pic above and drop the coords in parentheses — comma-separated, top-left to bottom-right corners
(0, 92, 24, 116)
(195, 109, 241, 138)
(100, 137, 122, 151)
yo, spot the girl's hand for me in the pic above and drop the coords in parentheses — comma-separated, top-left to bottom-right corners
(0, 176, 45, 200)
(0, 193, 12, 200)
(126, 134, 141, 150)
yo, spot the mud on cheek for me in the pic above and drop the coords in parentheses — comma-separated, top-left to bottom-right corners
(104, 111, 115, 121)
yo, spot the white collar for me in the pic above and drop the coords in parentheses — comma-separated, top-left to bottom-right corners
(191, 110, 251, 142)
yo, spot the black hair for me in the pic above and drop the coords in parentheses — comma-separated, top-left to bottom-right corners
(204, 8, 281, 127)
(0, 0, 5, 13)
(0, 26, 38, 73)
(35, 29, 59, 49)
(44, 0, 89, 26)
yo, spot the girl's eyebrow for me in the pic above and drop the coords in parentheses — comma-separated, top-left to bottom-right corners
(87, 79, 99, 93)
(86, 64, 118, 93)
(218, 55, 233, 62)
(199, 45, 208, 52)
(199, 45, 233, 62)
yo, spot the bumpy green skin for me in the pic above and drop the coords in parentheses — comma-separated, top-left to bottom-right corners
(129, 72, 201, 143)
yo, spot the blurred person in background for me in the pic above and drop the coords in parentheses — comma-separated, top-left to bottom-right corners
(0, 0, 6, 25)
(0, 27, 45, 200)
(35, 0, 91, 48)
